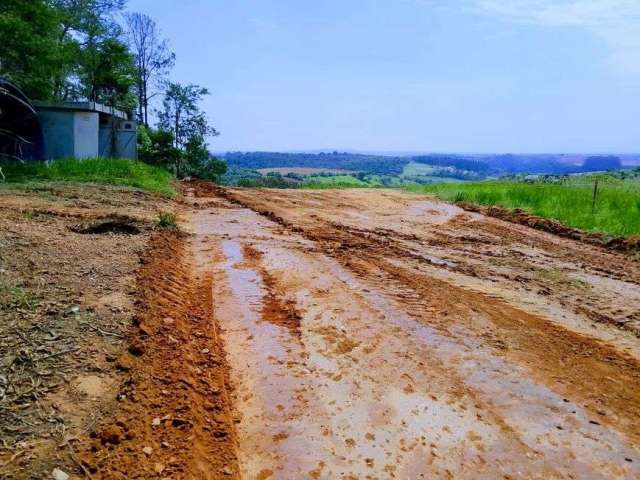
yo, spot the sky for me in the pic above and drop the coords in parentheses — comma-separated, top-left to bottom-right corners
(126, 0, 640, 153)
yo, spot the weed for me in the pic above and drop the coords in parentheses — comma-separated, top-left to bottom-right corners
(156, 211, 178, 229)
(0, 286, 40, 310)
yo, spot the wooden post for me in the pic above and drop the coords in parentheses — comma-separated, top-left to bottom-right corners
(591, 179, 599, 214)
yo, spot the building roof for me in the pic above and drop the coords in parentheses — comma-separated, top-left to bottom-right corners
(33, 101, 128, 120)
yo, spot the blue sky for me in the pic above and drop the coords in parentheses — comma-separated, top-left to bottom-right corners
(126, 0, 640, 153)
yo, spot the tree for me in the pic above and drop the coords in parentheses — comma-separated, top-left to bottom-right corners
(50, 0, 126, 101)
(157, 82, 219, 177)
(138, 125, 182, 169)
(124, 12, 175, 127)
(78, 36, 137, 109)
(0, 0, 64, 100)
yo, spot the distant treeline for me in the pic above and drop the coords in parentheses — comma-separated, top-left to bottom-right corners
(412, 155, 490, 173)
(222, 151, 627, 177)
(222, 151, 407, 175)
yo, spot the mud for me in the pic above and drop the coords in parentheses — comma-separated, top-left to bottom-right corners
(5, 182, 639, 479)
(81, 223, 239, 479)
(203, 186, 640, 479)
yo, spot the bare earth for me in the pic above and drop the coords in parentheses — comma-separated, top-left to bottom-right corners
(3, 184, 640, 479)
(192, 186, 640, 479)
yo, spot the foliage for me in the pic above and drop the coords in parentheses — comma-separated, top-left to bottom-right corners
(408, 177, 640, 236)
(0, 0, 138, 110)
(138, 126, 181, 170)
(78, 35, 137, 109)
(0, 158, 176, 196)
(236, 173, 300, 188)
(156, 211, 177, 229)
(124, 12, 175, 126)
(412, 155, 490, 173)
(0, 0, 64, 100)
(156, 82, 220, 178)
(223, 152, 408, 175)
(582, 156, 622, 171)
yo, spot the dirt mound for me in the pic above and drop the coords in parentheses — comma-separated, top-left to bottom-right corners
(458, 202, 640, 252)
(79, 232, 239, 478)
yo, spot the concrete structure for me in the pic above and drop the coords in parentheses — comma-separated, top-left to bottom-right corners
(34, 102, 137, 160)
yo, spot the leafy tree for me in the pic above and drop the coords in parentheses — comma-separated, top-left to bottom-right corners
(50, 0, 127, 101)
(138, 125, 181, 169)
(78, 36, 137, 109)
(124, 12, 175, 126)
(0, 0, 64, 100)
(157, 82, 220, 177)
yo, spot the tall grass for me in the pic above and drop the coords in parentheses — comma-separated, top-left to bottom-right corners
(0, 157, 175, 196)
(407, 179, 640, 237)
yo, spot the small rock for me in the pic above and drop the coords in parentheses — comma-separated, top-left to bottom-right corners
(221, 466, 233, 476)
(154, 463, 165, 473)
(98, 425, 123, 445)
(51, 468, 69, 480)
(142, 446, 153, 456)
(152, 417, 161, 427)
(115, 355, 133, 371)
(201, 348, 210, 354)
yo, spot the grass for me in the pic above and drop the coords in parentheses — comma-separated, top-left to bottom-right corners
(0, 157, 176, 197)
(407, 178, 640, 237)
(302, 175, 371, 189)
(0, 286, 40, 310)
(156, 211, 178, 229)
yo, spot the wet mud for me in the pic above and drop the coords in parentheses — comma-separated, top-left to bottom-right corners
(187, 185, 640, 479)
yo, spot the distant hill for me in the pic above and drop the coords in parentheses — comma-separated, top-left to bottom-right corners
(221, 151, 638, 177)
(222, 151, 408, 175)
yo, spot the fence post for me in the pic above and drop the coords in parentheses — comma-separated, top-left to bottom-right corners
(591, 179, 599, 214)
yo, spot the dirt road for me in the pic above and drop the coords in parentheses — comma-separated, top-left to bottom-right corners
(186, 185, 640, 479)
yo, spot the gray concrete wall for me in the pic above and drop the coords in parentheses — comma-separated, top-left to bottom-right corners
(38, 111, 75, 160)
(36, 106, 136, 160)
(73, 112, 99, 158)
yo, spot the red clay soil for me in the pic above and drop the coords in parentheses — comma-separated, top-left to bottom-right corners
(79, 232, 239, 479)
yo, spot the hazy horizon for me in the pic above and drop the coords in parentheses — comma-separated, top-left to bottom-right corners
(128, 0, 640, 153)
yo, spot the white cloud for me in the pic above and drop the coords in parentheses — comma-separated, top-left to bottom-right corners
(468, 0, 640, 74)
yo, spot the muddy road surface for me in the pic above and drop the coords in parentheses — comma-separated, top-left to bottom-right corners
(186, 185, 640, 479)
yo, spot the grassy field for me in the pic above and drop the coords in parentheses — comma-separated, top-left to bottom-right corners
(407, 177, 640, 236)
(301, 175, 371, 189)
(0, 158, 176, 196)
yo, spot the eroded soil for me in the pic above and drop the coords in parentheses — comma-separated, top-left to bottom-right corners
(200, 186, 640, 479)
(3, 183, 640, 479)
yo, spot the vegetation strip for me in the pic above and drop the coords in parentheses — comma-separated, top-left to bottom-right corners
(0, 158, 176, 197)
(408, 177, 640, 238)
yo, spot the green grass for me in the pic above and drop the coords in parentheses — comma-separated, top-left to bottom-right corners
(156, 211, 178, 229)
(402, 161, 437, 176)
(301, 175, 371, 189)
(0, 157, 176, 196)
(407, 178, 640, 237)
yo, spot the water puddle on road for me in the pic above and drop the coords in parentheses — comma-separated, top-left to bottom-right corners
(196, 200, 639, 479)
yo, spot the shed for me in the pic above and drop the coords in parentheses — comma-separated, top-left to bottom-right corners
(34, 101, 137, 160)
